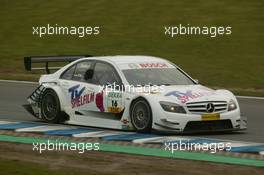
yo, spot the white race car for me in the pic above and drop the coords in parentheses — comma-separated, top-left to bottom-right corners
(24, 55, 247, 133)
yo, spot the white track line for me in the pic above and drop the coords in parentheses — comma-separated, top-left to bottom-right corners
(0, 121, 20, 125)
(236, 96, 264, 100)
(16, 125, 71, 132)
(0, 79, 38, 85)
(73, 131, 123, 138)
(133, 136, 192, 144)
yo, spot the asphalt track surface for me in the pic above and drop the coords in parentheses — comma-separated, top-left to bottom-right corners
(0, 81, 263, 143)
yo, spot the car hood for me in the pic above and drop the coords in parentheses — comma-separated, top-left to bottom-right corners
(148, 85, 233, 105)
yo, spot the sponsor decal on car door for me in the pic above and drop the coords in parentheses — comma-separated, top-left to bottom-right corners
(105, 90, 124, 113)
(68, 84, 95, 109)
(94, 87, 125, 114)
(67, 83, 125, 114)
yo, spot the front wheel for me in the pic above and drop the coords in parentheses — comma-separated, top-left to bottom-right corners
(41, 89, 62, 123)
(130, 98, 152, 133)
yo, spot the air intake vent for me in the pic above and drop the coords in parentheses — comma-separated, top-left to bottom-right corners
(186, 101, 227, 114)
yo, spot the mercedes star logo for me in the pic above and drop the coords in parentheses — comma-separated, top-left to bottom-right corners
(206, 103, 215, 113)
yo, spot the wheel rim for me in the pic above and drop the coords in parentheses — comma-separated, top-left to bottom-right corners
(132, 101, 150, 130)
(42, 93, 57, 120)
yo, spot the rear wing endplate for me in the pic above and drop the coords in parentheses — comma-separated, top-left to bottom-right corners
(24, 55, 92, 74)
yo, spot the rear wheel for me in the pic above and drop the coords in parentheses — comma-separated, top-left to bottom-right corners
(130, 98, 152, 133)
(41, 89, 62, 123)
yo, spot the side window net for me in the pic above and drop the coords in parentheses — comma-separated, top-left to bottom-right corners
(92, 62, 121, 86)
(72, 61, 93, 82)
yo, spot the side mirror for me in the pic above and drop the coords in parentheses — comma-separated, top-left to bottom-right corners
(84, 69, 94, 80)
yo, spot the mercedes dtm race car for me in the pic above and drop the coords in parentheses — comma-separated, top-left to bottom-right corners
(24, 55, 247, 133)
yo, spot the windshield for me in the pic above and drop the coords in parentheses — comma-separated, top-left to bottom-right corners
(122, 67, 195, 86)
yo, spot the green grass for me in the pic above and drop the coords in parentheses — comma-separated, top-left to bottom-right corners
(0, 0, 263, 96)
(0, 158, 100, 175)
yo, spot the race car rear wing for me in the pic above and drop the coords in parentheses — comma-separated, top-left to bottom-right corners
(24, 55, 92, 74)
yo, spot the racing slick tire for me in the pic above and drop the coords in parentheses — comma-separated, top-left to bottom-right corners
(130, 98, 152, 133)
(41, 89, 65, 123)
